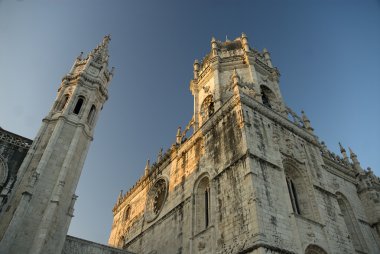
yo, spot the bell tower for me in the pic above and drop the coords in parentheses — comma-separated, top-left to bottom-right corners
(0, 36, 113, 254)
(190, 33, 286, 130)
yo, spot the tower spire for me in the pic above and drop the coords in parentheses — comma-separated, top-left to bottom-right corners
(0, 36, 113, 254)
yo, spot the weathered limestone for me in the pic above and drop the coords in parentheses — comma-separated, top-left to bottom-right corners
(109, 34, 380, 254)
(0, 36, 113, 254)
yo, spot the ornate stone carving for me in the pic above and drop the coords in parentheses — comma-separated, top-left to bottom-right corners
(145, 178, 168, 222)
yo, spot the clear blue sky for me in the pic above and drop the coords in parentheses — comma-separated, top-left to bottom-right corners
(0, 0, 379, 245)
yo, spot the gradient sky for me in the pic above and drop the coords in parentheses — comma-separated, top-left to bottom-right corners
(0, 0, 379, 245)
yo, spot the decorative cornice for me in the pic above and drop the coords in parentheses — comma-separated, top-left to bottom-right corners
(0, 128, 32, 149)
(43, 115, 94, 140)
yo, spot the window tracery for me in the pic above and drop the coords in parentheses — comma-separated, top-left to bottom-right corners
(145, 178, 168, 222)
(200, 95, 214, 122)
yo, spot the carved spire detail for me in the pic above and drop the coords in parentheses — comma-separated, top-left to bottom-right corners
(144, 159, 150, 176)
(241, 32, 250, 52)
(117, 190, 123, 204)
(176, 127, 182, 145)
(301, 110, 314, 133)
(349, 147, 362, 173)
(339, 142, 350, 165)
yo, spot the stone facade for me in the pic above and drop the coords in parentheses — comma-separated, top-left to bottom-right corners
(0, 36, 114, 254)
(0, 127, 32, 210)
(62, 235, 133, 254)
(109, 34, 380, 254)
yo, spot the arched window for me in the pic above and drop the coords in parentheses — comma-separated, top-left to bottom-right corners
(305, 244, 328, 254)
(123, 206, 131, 222)
(57, 94, 69, 111)
(336, 193, 367, 252)
(194, 175, 210, 232)
(200, 95, 214, 122)
(260, 85, 276, 109)
(73, 97, 84, 115)
(87, 105, 96, 125)
(283, 159, 316, 220)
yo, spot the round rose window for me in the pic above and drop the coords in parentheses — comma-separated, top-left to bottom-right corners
(145, 178, 168, 222)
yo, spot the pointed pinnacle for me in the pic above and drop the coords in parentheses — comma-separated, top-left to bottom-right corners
(117, 190, 123, 202)
(77, 52, 83, 60)
(145, 159, 150, 169)
(338, 142, 346, 153)
(348, 147, 355, 156)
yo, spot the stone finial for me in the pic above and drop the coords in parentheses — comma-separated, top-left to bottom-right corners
(103, 34, 111, 45)
(349, 147, 362, 172)
(193, 59, 200, 80)
(176, 127, 182, 145)
(241, 32, 250, 52)
(262, 48, 273, 68)
(301, 110, 314, 133)
(117, 190, 123, 204)
(338, 142, 346, 153)
(157, 148, 163, 163)
(144, 159, 150, 176)
(211, 37, 218, 56)
(339, 142, 350, 164)
(77, 52, 83, 60)
(88, 35, 111, 64)
(321, 141, 329, 154)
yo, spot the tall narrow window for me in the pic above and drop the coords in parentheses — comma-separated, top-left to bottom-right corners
(87, 105, 96, 125)
(58, 95, 69, 111)
(283, 160, 316, 220)
(195, 176, 210, 233)
(205, 187, 209, 228)
(73, 97, 84, 115)
(286, 177, 301, 214)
